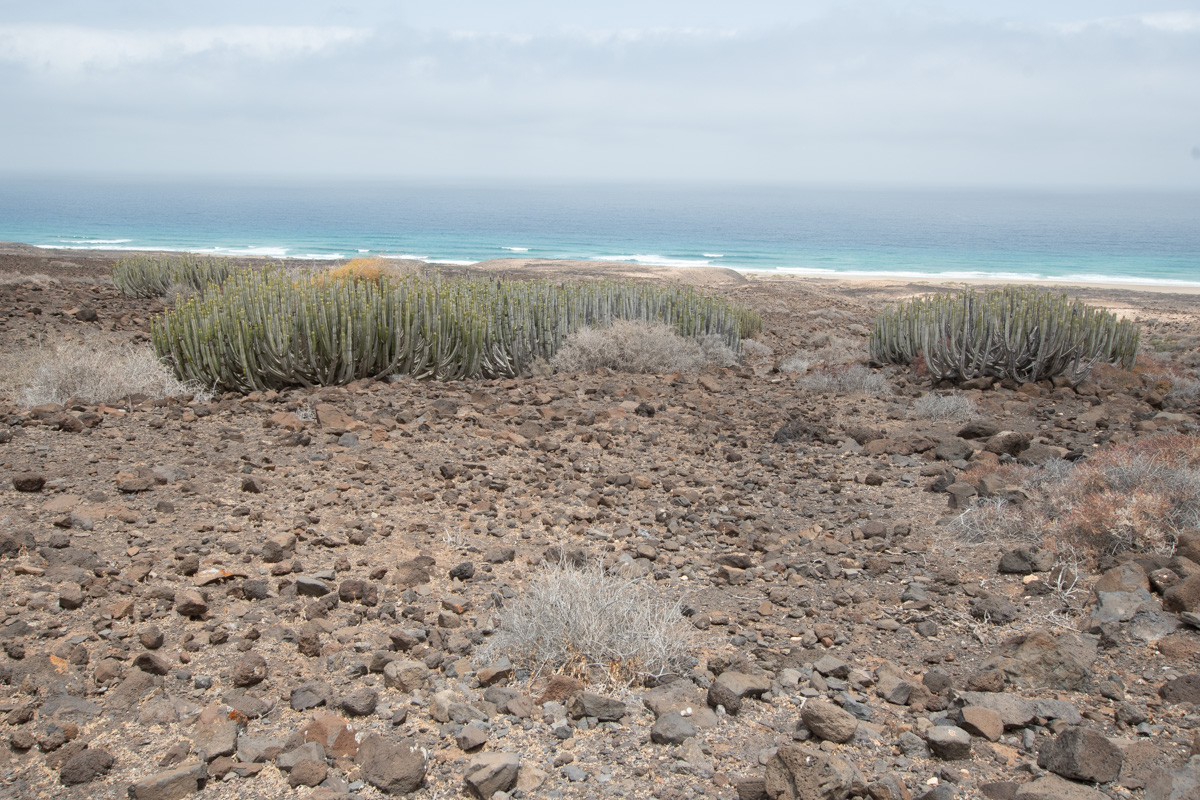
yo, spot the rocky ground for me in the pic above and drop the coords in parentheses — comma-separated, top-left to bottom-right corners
(0, 249, 1198, 800)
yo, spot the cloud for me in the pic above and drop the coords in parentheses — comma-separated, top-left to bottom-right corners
(0, 24, 369, 72)
(0, 8, 1197, 186)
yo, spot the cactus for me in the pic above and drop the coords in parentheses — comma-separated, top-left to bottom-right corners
(150, 267, 762, 392)
(112, 254, 238, 298)
(869, 286, 1139, 384)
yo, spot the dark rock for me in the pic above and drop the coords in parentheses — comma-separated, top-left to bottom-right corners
(1013, 775, 1108, 800)
(463, 752, 519, 798)
(127, 761, 207, 800)
(998, 548, 1054, 575)
(764, 744, 860, 800)
(926, 726, 972, 760)
(232, 653, 267, 687)
(356, 733, 427, 795)
(1164, 574, 1200, 613)
(173, 589, 208, 618)
(971, 595, 1019, 624)
(802, 700, 859, 744)
(1159, 673, 1200, 705)
(12, 474, 45, 493)
(566, 692, 626, 721)
(59, 747, 114, 785)
(449, 561, 476, 580)
(290, 681, 331, 711)
(340, 687, 379, 717)
(288, 759, 328, 788)
(1037, 726, 1122, 783)
(985, 432, 1030, 456)
(981, 630, 1097, 691)
(650, 710, 697, 745)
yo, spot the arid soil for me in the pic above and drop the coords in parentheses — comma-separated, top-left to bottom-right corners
(0, 247, 1198, 800)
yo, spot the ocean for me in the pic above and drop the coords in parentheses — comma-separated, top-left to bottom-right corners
(1, 177, 1198, 286)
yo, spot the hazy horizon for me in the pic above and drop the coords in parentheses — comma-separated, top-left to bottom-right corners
(2, 1, 1199, 188)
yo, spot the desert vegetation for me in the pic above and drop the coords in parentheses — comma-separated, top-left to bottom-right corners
(951, 434, 1200, 554)
(152, 266, 760, 391)
(550, 320, 739, 374)
(112, 254, 236, 299)
(0, 338, 207, 407)
(485, 559, 697, 686)
(870, 286, 1140, 384)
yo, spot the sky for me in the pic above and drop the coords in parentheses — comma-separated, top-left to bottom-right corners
(1, 1, 1198, 187)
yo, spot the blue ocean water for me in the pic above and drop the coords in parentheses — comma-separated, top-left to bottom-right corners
(1, 177, 1198, 286)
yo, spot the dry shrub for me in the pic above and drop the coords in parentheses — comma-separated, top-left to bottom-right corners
(484, 559, 696, 685)
(912, 391, 980, 422)
(953, 434, 1200, 554)
(740, 339, 774, 359)
(778, 334, 862, 375)
(797, 364, 890, 396)
(0, 340, 210, 407)
(949, 498, 1043, 545)
(551, 320, 733, 374)
(322, 257, 418, 285)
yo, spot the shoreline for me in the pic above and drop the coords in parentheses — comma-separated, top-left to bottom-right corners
(3, 240, 1199, 296)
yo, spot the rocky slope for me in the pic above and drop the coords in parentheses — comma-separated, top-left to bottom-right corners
(0, 252, 1198, 800)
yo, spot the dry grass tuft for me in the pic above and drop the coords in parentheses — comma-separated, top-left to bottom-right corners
(952, 434, 1200, 554)
(483, 559, 697, 686)
(551, 320, 734, 374)
(797, 364, 891, 396)
(322, 257, 419, 286)
(912, 391, 980, 422)
(0, 339, 211, 407)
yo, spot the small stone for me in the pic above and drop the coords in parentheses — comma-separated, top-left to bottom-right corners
(959, 706, 1004, 742)
(356, 734, 427, 795)
(456, 723, 488, 752)
(340, 687, 379, 717)
(174, 589, 208, 618)
(1013, 775, 1108, 800)
(566, 692, 626, 721)
(127, 761, 207, 800)
(59, 747, 114, 785)
(232, 653, 267, 687)
(140, 626, 165, 649)
(449, 561, 476, 580)
(1158, 673, 1200, 705)
(1036, 726, 1123, 783)
(651, 711, 697, 745)
(383, 659, 430, 692)
(765, 745, 860, 800)
(801, 700, 859, 744)
(12, 475, 45, 493)
(296, 576, 331, 597)
(290, 681, 331, 711)
(288, 759, 328, 788)
(926, 726, 973, 760)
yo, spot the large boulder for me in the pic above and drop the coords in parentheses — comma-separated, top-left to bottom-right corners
(765, 745, 862, 800)
(980, 630, 1097, 691)
(355, 734, 426, 795)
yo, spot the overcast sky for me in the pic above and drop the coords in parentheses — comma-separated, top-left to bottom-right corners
(1, 1, 1198, 187)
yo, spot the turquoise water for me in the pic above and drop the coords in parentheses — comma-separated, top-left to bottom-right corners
(1, 177, 1198, 286)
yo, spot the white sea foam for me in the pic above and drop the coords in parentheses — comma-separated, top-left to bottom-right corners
(592, 254, 713, 267)
(502, 246, 529, 252)
(59, 238, 133, 244)
(425, 259, 478, 266)
(702, 253, 724, 258)
(761, 265, 1200, 287)
(358, 249, 370, 253)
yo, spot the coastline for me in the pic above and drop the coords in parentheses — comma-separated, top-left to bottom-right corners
(2, 240, 1198, 298)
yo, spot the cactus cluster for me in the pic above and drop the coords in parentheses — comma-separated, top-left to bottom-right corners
(870, 286, 1140, 384)
(151, 268, 761, 392)
(112, 254, 237, 299)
